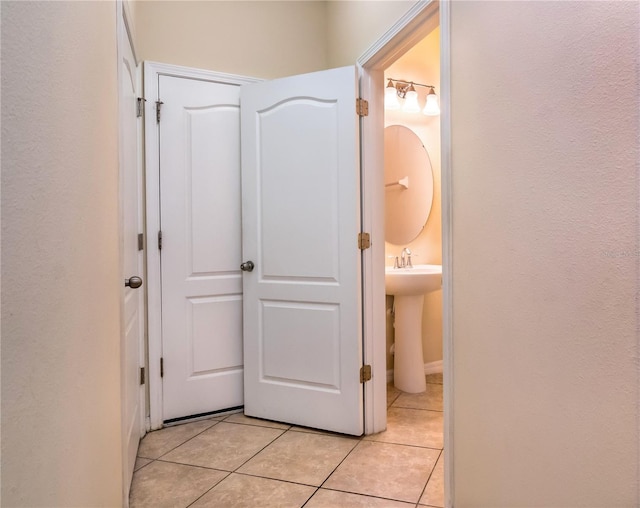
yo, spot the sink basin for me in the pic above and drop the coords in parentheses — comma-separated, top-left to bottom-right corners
(385, 264, 442, 296)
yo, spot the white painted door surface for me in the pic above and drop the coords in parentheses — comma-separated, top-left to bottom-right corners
(241, 66, 364, 435)
(118, 10, 144, 497)
(159, 75, 244, 421)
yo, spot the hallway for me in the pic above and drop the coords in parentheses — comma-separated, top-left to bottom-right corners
(130, 374, 444, 507)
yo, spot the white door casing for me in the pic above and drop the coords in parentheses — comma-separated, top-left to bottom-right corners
(159, 75, 245, 421)
(241, 66, 364, 435)
(118, 1, 144, 501)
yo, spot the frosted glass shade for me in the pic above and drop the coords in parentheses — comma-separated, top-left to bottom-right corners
(423, 92, 440, 116)
(385, 86, 401, 109)
(402, 90, 420, 113)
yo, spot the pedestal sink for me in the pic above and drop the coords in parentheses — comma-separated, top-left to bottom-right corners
(386, 264, 442, 393)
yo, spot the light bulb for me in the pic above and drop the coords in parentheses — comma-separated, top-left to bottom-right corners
(402, 85, 420, 113)
(384, 81, 400, 110)
(423, 88, 440, 116)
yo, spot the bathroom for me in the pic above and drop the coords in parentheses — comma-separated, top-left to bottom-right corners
(383, 27, 443, 395)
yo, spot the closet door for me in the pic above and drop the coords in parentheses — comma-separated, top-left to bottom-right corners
(159, 75, 244, 421)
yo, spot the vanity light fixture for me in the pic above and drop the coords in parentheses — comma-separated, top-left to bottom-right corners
(384, 78, 440, 116)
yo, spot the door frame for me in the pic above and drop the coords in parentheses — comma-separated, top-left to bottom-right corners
(358, 0, 452, 504)
(143, 62, 259, 429)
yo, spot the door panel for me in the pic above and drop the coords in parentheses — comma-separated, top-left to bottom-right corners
(160, 76, 243, 421)
(241, 66, 363, 435)
(118, 9, 144, 499)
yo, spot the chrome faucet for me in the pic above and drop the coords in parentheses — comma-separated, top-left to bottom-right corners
(400, 247, 413, 268)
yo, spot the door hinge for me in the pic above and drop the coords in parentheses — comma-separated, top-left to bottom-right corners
(358, 232, 371, 250)
(360, 364, 372, 383)
(138, 233, 144, 251)
(158, 230, 163, 250)
(160, 358, 164, 378)
(356, 98, 369, 117)
(140, 367, 145, 385)
(156, 100, 164, 123)
(136, 97, 146, 118)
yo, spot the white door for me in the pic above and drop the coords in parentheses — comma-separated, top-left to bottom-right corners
(241, 66, 364, 435)
(159, 75, 244, 421)
(118, 7, 144, 498)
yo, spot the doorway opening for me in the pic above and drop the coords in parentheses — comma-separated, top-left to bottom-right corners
(358, 1, 451, 505)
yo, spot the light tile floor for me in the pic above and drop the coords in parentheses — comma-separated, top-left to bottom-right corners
(130, 373, 444, 508)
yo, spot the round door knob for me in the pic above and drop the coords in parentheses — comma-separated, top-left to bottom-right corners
(125, 276, 143, 289)
(240, 261, 254, 272)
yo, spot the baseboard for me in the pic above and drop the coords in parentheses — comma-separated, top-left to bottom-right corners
(386, 360, 443, 384)
(424, 360, 443, 375)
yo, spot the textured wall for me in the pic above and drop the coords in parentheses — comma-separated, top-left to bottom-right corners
(1, 2, 123, 505)
(450, 1, 639, 505)
(135, 1, 328, 79)
(326, 0, 417, 67)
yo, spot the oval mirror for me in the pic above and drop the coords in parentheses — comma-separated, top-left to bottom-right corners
(384, 125, 434, 245)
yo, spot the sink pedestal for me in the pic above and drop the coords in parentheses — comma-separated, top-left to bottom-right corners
(385, 264, 441, 394)
(393, 294, 427, 393)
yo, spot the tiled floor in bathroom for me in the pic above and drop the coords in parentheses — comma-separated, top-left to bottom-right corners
(130, 373, 444, 508)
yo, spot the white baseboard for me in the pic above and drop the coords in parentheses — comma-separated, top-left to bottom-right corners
(386, 360, 443, 384)
(424, 360, 443, 375)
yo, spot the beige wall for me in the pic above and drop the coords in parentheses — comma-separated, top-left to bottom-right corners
(135, 1, 328, 79)
(450, 1, 639, 505)
(1, 2, 123, 506)
(326, 0, 416, 67)
(134, 1, 417, 77)
(384, 27, 442, 369)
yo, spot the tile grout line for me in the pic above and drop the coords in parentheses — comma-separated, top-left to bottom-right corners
(185, 426, 361, 508)
(136, 418, 221, 461)
(301, 437, 364, 507)
(232, 470, 322, 489)
(391, 405, 444, 413)
(160, 421, 292, 508)
(414, 448, 443, 508)
(228, 425, 290, 473)
(131, 418, 224, 506)
(361, 438, 443, 452)
(310, 437, 443, 504)
(134, 419, 288, 507)
(184, 470, 232, 508)
(318, 484, 432, 506)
